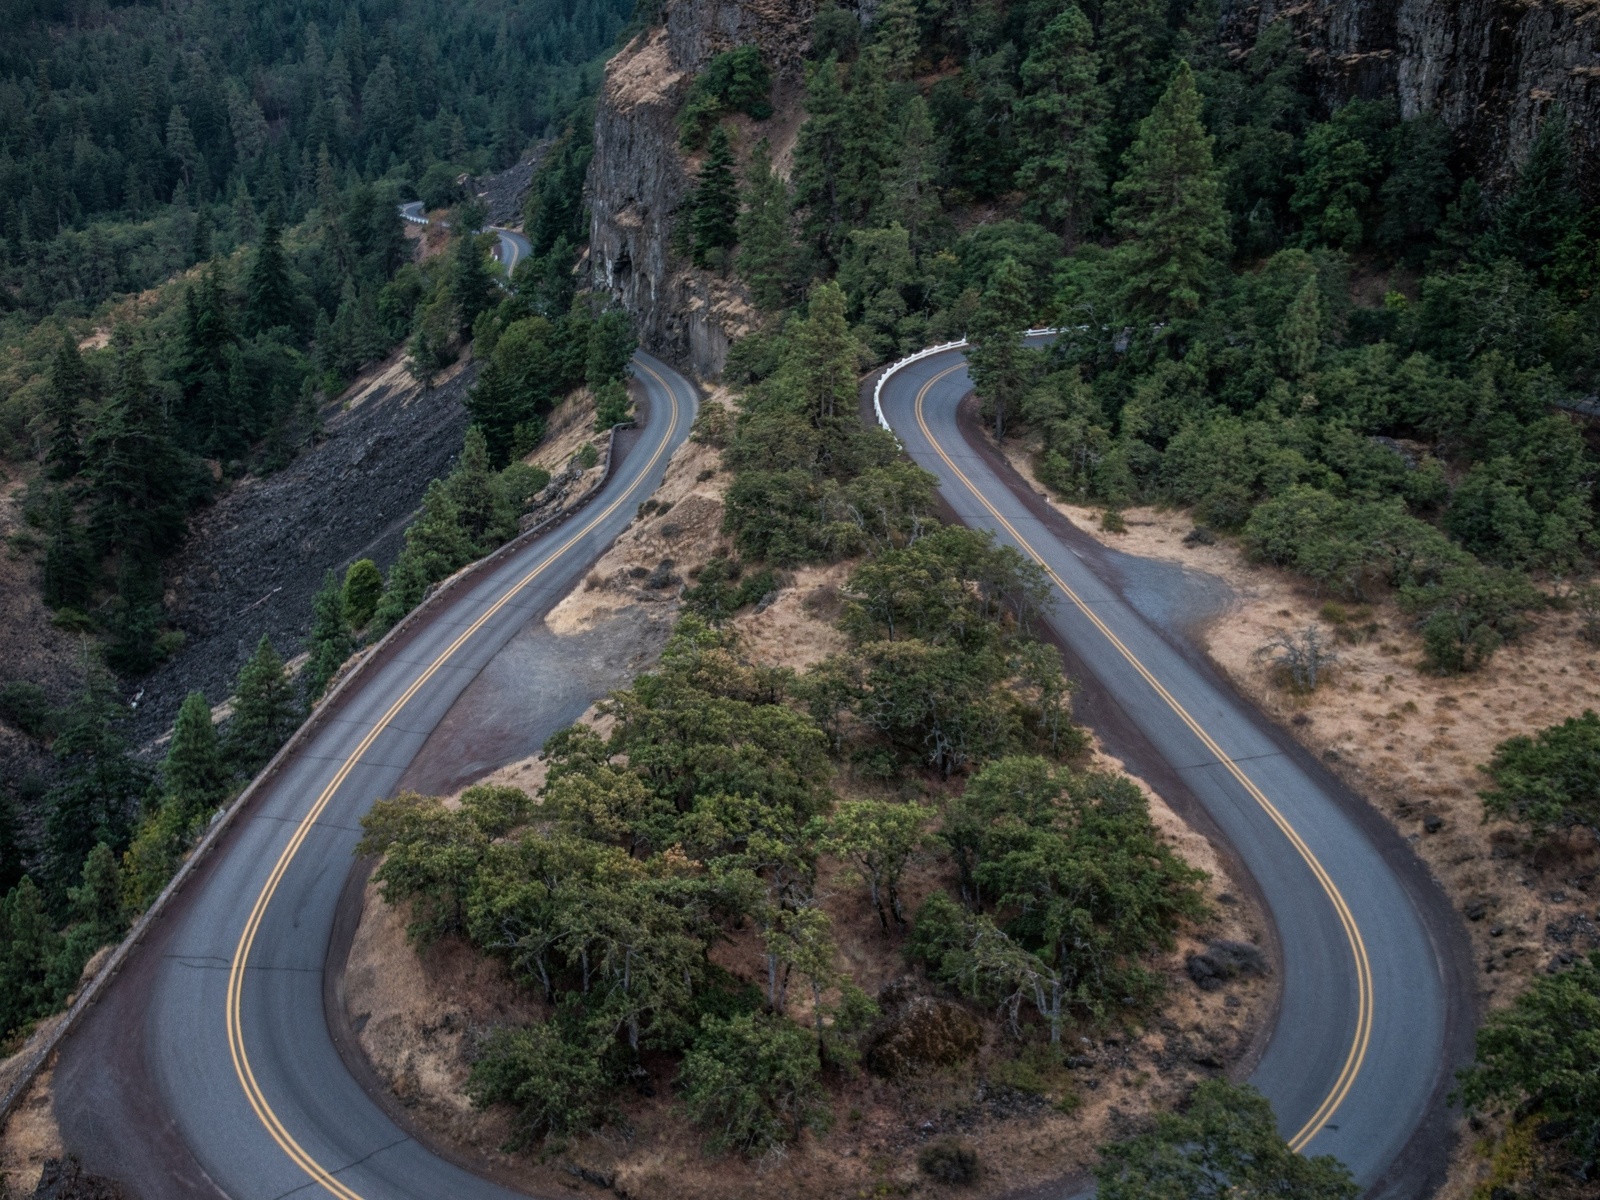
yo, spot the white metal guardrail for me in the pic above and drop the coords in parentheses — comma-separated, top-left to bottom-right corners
(871, 328, 1064, 437)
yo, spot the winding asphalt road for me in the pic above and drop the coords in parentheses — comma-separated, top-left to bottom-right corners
(49, 352, 698, 1199)
(877, 343, 1474, 1196)
(399, 201, 529, 273)
(45, 337, 1469, 1199)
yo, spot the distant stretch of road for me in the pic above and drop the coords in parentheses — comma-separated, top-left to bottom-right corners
(876, 341, 1473, 1197)
(399, 200, 529, 272)
(50, 353, 698, 1199)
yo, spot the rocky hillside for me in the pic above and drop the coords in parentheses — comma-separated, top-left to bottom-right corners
(588, 0, 824, 377)
(1219, 0, 1600, 192)
(128, 355, 474, 741)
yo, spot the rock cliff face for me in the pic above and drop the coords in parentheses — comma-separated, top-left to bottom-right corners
(1219, 0, 1600, 192)
(588, 2, 818, 379)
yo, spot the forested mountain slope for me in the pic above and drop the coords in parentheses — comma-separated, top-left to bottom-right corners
(0, 0, 631, 1064)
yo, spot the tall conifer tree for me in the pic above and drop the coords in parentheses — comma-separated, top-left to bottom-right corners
(1015, 6, 1106, 240)
(737, 139, 794, 311)
(1110, 61, 1229, 320)
(245, 211, 297, 335)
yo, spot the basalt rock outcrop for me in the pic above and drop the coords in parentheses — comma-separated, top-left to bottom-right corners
(1219, 0, 1600, 193)
(587, 1, 821, 379)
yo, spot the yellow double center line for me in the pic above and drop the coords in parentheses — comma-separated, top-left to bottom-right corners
(225, 365, 681, 1197)
(911, 361, 1372, 1153)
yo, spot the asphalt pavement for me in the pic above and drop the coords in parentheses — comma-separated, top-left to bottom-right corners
(50, 353, 698, 1200)
(46, 336, 1471, 1200)
(877, 345, 1474, 1197)
(397, 201, 529, 273)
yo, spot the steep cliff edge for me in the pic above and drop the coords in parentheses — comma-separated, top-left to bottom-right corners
(588, 4, 818, 379)
(1220, 0, 1600, 192)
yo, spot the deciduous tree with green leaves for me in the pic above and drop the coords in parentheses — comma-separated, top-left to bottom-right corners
(1094, 1079, 1359, 1199)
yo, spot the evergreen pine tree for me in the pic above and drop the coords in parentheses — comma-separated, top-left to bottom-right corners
(45, 333, 90, 480)
(245, 211, 298, 335)
(84, 330, 191, 595)
(303, 570, 354, 702)
(449, 227, 496, 337)
(41, 488, 94, 611)
(165, 692, 226, 826)
(883, 96, 941, 253)
(43, 665, 147, 893)
(0, 878, 64, 1032)
(791, 57, 850, 263)
(342, 559, 384, 630)
(784, 282, 859, 425)
(967, 256, 1038, 440)
(1096, 0, 1170, 147)
(871, 0, 922, 81)
(737, 139, 795, 312)
(1110, 61, 1229, 320)
(1485, 106, 1579, 280)
(445, 426, 514, 552)
(691, 125, 740, 269)
(0, 791, 25, 896)
(835, 49, 891, 236)
(1015, 6, 1106, 240)
(175, 266, 238, 456)
(1277, 274, 1321, 385)
(66, 843, 125, 944)
(227, 635, 299, 775)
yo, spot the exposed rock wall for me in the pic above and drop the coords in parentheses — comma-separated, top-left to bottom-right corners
(1220, 0, 1600, 192)
(587, 2, 820, 379)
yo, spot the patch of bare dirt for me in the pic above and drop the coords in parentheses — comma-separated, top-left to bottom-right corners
(527, 389, 604, 476)
(731, 561, 852, 671)
(0, 1064, 64, 1196)
(1000, 438, 1600, 1200)
(546, 393, 733, 636)
(605, 28, 685, 115)
(344, 880, 541, 1163)
(0, 946, 113, 1195)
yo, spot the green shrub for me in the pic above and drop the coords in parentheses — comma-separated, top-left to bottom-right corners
(593, 379, 633, 430)
(918, 1138, 980, 1185)
(468, 1016, 616, 1145)
(1095, 1079, 1358, 1199)
(679, 1012, 827, 1154)
(1454, 952, 1600, 1171)
(1480, 711, 1600, 837)
(0, 682, 55, 740)
(342, 560, 384, 630)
